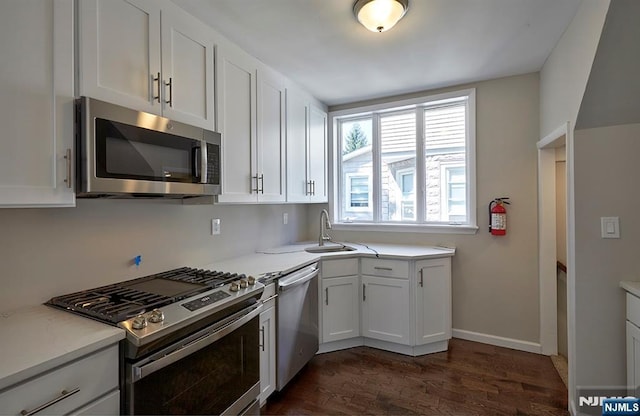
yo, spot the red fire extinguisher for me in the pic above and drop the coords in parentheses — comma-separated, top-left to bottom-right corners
(489, 197, 510, 236)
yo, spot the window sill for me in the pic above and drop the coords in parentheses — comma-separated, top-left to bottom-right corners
(331, 222, 479, 235)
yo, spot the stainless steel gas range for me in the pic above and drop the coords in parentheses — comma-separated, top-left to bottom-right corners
(47, 267, 264, 415)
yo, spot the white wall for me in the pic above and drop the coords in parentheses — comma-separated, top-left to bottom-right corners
(317, 73, 541, 348)
(539, 0, 610, 138)
(0, 200, 307, 312)
(573, 123, 640, 397)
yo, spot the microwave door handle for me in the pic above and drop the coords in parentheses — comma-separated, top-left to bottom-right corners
(192, 147, 201, 181)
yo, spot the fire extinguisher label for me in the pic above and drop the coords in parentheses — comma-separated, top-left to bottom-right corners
(492, 213, 506, 230)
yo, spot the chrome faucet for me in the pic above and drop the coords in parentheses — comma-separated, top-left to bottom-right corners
(319, 209, 332, 246)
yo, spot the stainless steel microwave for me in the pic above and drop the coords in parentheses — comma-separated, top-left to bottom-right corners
(76, 97, 221, 198)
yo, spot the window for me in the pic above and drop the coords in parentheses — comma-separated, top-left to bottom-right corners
(333, 89, 476, 231)
(348, 175, 370, 208)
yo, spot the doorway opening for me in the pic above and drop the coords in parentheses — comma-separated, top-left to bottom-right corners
(537, 122, 574, 403)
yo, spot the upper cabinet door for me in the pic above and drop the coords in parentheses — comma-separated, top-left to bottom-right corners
(79, 0, 161, 115)
(257, 68, 286, 203)
(0, 0, 75, 207)
(216, 43, 258, 203)
(285, 88, 310, 203)
(160, 3, 215, 130)
(308, 105, 328, 203)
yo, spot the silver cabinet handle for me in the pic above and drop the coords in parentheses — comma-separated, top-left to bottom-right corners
(21, 387, 80, 416)
(305, 181, 311, 196)
(325, 288, 328, 305)
(259, 174, 264, 194)
(311, 180, 316, 195)
(164, 77, 173, 107)
(419, 269, 424, 287)
(363, 283, 366, 301)
(259, 326, 265, 352)
(152, 72, 161, 103)
(251, 175, 259, 193)
(63, 148, 71, 189)
(374, 266, 393, 271)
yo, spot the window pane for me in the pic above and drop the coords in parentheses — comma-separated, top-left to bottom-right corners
(424, 104, 467, 223)
(340, 118, 373, 221)
(381, 111, 416, 222)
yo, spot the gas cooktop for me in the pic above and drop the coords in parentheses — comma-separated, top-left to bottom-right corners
(47, 267, 253, 324)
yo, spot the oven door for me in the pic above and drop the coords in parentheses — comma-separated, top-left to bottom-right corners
(126, 303, 262, 415)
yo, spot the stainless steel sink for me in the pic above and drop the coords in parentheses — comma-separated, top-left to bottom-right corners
(304, 244, 356, 253)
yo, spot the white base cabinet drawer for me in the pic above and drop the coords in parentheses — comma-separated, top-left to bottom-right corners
(322, 258, 358, 278)
(361, 259, 409, 279)
(0, 346, 119, 416)
(73, 390, 119, 416)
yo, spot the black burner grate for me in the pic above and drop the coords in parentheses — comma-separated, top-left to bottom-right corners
(47, 267, 243, 324)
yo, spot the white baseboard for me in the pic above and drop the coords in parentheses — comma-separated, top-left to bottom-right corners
(452, 328, 542, 354)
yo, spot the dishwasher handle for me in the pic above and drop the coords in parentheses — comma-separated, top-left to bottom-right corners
(278, 265, 319, 291)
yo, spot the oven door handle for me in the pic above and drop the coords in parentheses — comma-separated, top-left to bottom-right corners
(131, 303, 263, 382)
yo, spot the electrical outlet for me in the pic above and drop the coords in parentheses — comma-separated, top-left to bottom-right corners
(283, 213, 288, 225)
(211, 218, 221, 235)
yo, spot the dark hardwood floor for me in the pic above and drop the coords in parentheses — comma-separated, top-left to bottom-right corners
(262, 339, 568, 416)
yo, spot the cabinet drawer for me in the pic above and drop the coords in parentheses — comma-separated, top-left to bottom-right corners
(628, 293, 640, 327)
(322, 258, 358, 278)
(361, 258, 409, 279)
(0, 345, 119, 416)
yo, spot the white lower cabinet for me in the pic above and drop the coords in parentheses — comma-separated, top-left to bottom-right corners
(319, 256, 452, 356)
(626, 292, 640, 395)
(322, 275, 360, 343)
(415, 258, 452, 345)
(0, 345, 119, 415)
(259, 284, 277, 405)
(361, 275, 411, 345)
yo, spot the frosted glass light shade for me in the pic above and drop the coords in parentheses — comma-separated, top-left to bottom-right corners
(354, 0, 409, 33)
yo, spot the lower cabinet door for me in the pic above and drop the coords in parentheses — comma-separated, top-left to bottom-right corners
(259, 304, 276, 404)
(322, 275, 360, 343)
(361, 275, 410, 345)
(627, 321, 640, 395)
(415, 258, 452, 345)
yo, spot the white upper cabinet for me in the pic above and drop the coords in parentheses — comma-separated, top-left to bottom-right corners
(308, 104, 328, 202)
(286, 87, 328, 203)
(256, 67, 286, 203)
(0, 0, 75, 207)
(78, 0, 215, 129)
(216, 43, 257, 203)
(217, 44, 285, 204)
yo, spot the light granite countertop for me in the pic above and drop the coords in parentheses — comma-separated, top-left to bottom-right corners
(203, 241, 456, 277)
(0, 241, 453, 392)
(621, 281, 640, 298)
(0, 305, 124, 391)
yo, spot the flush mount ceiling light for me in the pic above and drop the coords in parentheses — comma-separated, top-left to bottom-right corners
(353, 0, 409, 33)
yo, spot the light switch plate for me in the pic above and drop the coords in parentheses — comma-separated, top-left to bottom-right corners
(601, 217, 620, 239)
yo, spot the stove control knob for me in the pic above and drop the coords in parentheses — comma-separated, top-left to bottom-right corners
(239, 279, 248, 289)
(230, 282, 240, 292)
(148, 309, 164, 324)
(132, 315, 148, 330)
(247, 276, 256, 286)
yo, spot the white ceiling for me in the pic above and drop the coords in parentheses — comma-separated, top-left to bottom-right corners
(173, 0, 582, 107)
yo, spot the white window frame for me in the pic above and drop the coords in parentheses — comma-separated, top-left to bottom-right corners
(330, 89, 477, 234)
(345, 173, 372, 212)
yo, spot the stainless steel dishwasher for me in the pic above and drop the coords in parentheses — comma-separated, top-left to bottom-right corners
(276, 262, 319, 391)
